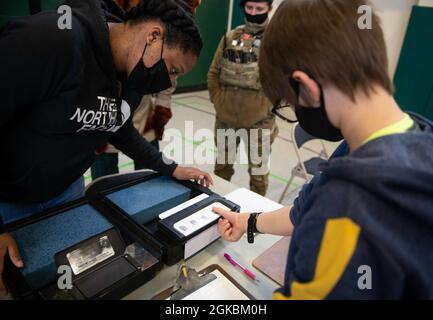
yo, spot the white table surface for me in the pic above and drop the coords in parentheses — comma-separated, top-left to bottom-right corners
(0, 175, 288, 301)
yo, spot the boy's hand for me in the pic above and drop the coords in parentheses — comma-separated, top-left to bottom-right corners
(213, 208, 249, 242)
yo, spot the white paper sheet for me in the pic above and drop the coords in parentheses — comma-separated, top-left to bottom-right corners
(159, 193, 209, 220)
(224, 188, 284, 213)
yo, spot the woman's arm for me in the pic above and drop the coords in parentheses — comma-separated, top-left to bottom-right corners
(0, 14, 84, 129)
(109, 118, 178, 176)
(109, 119, 213, 186)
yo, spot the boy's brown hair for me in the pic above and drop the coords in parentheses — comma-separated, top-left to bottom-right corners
(259, 0, 393, 104)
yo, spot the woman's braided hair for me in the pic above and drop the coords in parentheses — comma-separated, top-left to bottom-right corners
(124, 0, 203, 56)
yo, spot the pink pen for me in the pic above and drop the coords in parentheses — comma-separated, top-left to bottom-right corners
(224, 253, 260, 283)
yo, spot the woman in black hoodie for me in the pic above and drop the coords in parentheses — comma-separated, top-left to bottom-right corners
(0, 0, 212, 292)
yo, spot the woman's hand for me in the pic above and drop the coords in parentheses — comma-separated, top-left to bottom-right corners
(172, 166, 214, 188)
(213, 207, 250, 242)
(0, 233, 23, 294)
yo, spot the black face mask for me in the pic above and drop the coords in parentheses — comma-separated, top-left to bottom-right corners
(245, 11, 268, 24)
(291, 78, 344, 142)
(126, 39, 172, 95)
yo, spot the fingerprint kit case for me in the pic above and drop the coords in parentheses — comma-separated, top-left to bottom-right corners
(88, 172, 240, 266)
(3, 171, 240, 299)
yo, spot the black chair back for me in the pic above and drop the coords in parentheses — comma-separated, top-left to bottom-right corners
(294, 124, 318, 148)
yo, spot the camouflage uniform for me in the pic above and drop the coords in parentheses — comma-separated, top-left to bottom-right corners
(208, 19, 278, 196)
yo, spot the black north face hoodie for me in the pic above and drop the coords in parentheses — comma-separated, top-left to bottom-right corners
(0, 0, 177, 204)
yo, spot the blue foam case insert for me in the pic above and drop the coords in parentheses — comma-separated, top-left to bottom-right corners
(106, 176, 192, 225)
(11, 204, 113, 289)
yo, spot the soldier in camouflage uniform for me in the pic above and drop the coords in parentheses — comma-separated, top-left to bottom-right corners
(208, 0, 278, 196)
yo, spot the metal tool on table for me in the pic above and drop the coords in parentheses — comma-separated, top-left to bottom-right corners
(170, 260, 217, 300)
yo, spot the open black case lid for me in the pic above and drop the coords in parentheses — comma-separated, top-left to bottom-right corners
(3, 171, 167, 300)
(4, 171, 240, 299)
(87, 171, 240, 265)
(4, 196, 163, 300)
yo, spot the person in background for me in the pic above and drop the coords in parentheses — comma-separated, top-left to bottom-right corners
(208, 0, 278, 197)
(92, 0, 202, 180)
(214, 0, 433, 299)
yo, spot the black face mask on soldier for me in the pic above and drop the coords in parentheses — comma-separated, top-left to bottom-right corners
(126, 38, 172, 95)
(245, 11, 268, 24)
(291, 78, 344, 142)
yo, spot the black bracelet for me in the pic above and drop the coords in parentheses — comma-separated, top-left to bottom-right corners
(247, 212, 262, 244)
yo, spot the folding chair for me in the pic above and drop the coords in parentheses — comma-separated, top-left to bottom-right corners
(279, 123, 330, 203)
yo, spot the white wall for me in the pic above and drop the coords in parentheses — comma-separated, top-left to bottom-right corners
(270, 0, 284, 18)
(419, 0, 433, 7)
(371, 0, 418, 77)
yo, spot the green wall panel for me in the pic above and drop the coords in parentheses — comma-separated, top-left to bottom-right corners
(0, 1, 30, 27)
(0, 0, 63, 27)
(41, 0, 64, 10)
(232, 0, 245, 29)
(424, 88, 433, 120)
(177, 0, 230, 90)
(394, 6, 433, 120)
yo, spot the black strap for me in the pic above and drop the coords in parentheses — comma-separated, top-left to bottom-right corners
(247, 212, 262, 244)
(140, 37, 164, 60)
(28, 0, 42, 15)
(160, 37, 164, 60)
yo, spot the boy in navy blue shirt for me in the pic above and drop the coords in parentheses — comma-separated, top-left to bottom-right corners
(214, 0, 433, 299)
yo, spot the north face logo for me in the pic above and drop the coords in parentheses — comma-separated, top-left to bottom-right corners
(70, 96, 131, 133)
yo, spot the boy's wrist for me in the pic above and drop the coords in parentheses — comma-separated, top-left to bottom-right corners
(241, 213, 250, 234)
